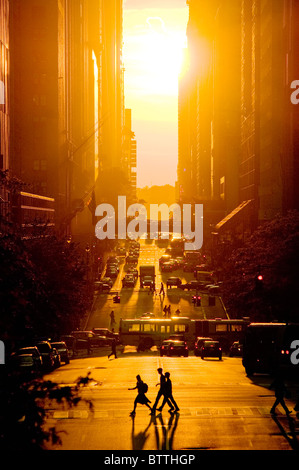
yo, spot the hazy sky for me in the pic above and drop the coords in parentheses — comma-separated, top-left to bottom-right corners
(123, 0, 189, 188)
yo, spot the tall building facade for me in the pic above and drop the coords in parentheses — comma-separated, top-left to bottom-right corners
(9, 0, 102, 240)
(178, 0, 299, 243)
(0, 0, 10, 229)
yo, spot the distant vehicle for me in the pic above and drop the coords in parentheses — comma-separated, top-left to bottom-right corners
(201, 340, 222, 360)
(51, 341, 70, 364)
(126, 255, 138, 264)
(229, 341, 243, 357)
(159, 255, 171, 267)
(35, 341, 55, 369)
(60, 335, 76, 353)
(166, 340, 189, 357)
(180, 280, 203, 291)
(183, 262, 197, 272)
(160, 340, 174, 356)
(94, 281, 111, 292)
(166, 277, 182, 288)
(101, 277, 113, 288)
(194, 337, 213, 356)
(70, 331, 108, 348)
(122, 274, 135, 287)
(127, 267, 138, 279)
(92, 328, 120, 344)
(160, 262, 174, 272)
(140, 265, 155, 289)
(105, 267, 118, 278)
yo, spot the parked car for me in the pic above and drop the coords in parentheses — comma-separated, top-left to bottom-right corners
(94, 281, 111, 292)
(201, 340, 222, 360)
(52, 348, 61, 368)
(166, 277, 182, 288)
(229, 341, 243, 357)
(51, 341, 70, 364)
(194, 337, 213, 356)
(13, 346, 43, 369)
(167, 340, 189, 357)
(160, 340, 174, 356)
(35, 341, 55, 369)
(12, 354, 39, 374)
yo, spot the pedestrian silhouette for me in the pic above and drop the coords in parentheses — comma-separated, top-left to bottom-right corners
(128, 375, 152, 416)
(108, 338, 117, 359)
(163, 305, 167, 317)
(270, 373, 292, 415)
(157, 372, 179, 412)
(167, 305, 171, 318)
(159, 282, 165, 296)
(110, 310, 115, 328)
(151, 367, 172, 413)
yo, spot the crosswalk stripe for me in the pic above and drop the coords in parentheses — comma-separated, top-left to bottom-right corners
(49, 406, 287, 420)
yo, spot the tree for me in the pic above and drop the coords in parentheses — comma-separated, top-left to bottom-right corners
(221, 211, 299, 322)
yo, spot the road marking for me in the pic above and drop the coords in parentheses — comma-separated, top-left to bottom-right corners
(49, 406, 288, 420)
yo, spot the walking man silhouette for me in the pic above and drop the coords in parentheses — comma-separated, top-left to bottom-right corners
(151, 367, 170, 413)
(128, 375, 152, 416)
(157, 372, 179, 412)
(108, 338, 117, 359)
(270, 373, 292, 415)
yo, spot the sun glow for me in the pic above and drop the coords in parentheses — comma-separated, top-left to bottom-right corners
(123, 15, 187, 97)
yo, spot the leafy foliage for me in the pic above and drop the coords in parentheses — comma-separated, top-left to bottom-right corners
(221, 211, 299, 322)
(0, 371, 94, 450)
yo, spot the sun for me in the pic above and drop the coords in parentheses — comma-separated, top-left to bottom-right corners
(124, 16, 187, 97)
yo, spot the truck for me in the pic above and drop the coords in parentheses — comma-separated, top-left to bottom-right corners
(139, 265, 155, 289)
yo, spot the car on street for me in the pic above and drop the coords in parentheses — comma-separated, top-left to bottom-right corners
(201, 340, 222, 360)
(166, 277, 182, 288)
(12, 354, 40, 374)
(35, 341, 56, 369)
(70, 330, 108, 348)
(127, 268, 138, 280)
(194, 337, 213, 356)
(122, 274, 135, 287)
(160, 261, 175, 272)
(159, 255, 171, 267)
(141, 275, 155, 288)
(229, 341, 243, 357)
(166, 340, 189, 357)
(52, 347, 61, 368)
(180, 280, 203, 291)
(159, 340, 174, 356)
(12, 346, 43, 369)
(92, 328, 120, 344)
(94, 281, 111, 292)
(50, 341, 70, 364)
(140, 312, 156, 318)
(126, 255, 138, 265)
(105, 267, 118, 278)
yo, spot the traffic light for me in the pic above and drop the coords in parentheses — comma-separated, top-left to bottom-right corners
(192, 295, 201, 306)
(255, 274, 264, 290)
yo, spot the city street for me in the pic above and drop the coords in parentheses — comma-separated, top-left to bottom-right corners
(41, 240, 299, 451)
(43, 353, 299, 451)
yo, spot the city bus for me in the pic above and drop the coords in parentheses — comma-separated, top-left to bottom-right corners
(119, 317, 193, 351)
(119, 316, 250, 352)
(242, 322, 299, 376)
(193, 318, 250, 351)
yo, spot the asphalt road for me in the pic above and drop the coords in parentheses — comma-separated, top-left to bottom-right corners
(43, 352, 299, 451)
(42, 240, 299, 452)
